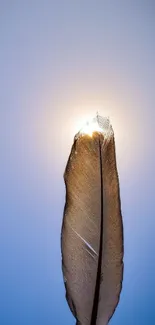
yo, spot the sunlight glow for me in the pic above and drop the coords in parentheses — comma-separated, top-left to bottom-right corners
(74, 114, 113, 142)
(79, 118, 104, 137)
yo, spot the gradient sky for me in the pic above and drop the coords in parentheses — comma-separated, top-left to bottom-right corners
(1, 1, 155, 324)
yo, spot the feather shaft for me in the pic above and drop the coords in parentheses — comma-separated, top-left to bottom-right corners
(90, 135, 103, 325)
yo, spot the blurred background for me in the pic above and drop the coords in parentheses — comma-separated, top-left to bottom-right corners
(0, 1, 155, 324)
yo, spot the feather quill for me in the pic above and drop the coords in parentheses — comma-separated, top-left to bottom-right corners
(61, 116, 124, 325)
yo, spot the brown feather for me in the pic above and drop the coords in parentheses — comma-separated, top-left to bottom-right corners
(61, 117, 124, 325)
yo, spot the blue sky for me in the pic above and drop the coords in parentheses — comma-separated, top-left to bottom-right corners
(1, 1, 155, 324)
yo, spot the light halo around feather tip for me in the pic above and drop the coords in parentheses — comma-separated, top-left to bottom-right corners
(75, 115, 113, 140)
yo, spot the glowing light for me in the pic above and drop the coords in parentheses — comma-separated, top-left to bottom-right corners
(75, 115, 113, 141)
(80, 119, 103, 137)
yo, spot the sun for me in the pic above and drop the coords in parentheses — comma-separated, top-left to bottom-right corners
(80, 119, 103, 137)
(77, 114, 111, 139)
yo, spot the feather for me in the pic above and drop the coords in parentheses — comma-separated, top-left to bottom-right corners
(61, 116, 124, 325)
